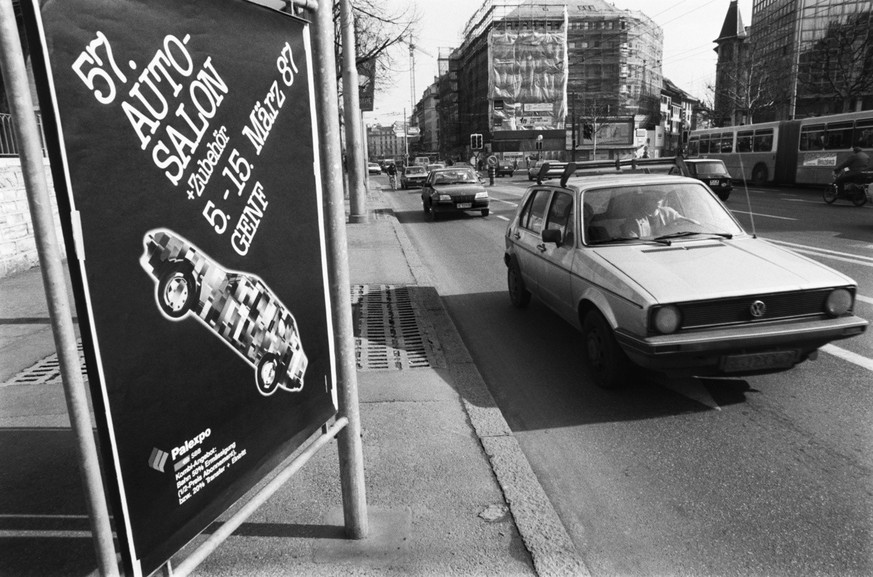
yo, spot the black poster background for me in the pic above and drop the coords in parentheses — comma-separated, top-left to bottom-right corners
(22, 1, 337, 574)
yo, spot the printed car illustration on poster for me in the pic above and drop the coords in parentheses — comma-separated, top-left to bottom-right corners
(141, 228, 307, 396)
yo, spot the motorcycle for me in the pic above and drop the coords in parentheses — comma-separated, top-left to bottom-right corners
(823, 170, 873, 206)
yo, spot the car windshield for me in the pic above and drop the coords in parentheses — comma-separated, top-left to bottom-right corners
(690, 161, 729, 176)
(406, 166, 426, 175)
(582, 183, 744, 244)
(432, 169, 478, 184)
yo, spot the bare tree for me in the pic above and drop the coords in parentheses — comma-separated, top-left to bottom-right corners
(333, 0, 420, 100)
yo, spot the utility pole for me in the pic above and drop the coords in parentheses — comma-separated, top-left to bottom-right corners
(313, 0, 368, 540)
(341, 0, 367, 223)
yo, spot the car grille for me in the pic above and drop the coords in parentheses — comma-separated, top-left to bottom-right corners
(678, 289, 834, 330)
(451, 194, 476, 202)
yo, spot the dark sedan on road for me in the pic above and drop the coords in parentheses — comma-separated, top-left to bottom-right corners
(421, 167, 490, 220)
(497, 159, 515, 177)
(671, 158, 734, 201)
(401, 165, 427, 189)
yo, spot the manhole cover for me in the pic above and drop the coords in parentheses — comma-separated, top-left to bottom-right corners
(3, 340, 87, 386)
(352, 285, 431, 370)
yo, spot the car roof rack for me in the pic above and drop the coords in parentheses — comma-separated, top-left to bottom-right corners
(557, 155, 690, 188)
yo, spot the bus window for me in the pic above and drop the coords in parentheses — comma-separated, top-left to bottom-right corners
(800, 124, 825, 150)
(853, 120, 873, 148)
(824, 122, 853, 150)
(686, 137, 699, 156)
(699, 135, 710, 154)
(753, 129, 773, 152)
(737, 130, 753, 152)
(720, 132, 733, 153)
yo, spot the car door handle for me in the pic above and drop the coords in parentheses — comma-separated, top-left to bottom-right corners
(537, 243, 547, 252)
(513, 232, 521, 240)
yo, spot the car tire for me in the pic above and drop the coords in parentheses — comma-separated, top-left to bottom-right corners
(822, 184, 837, 204)
(481, 208, 490, 217)
(581, 310, 631, 390)
(157, 261, 197, 319)
(507, 259, 531, 308)
(256, 353, 281, 396)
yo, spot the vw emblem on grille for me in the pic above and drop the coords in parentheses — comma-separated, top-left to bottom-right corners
(750, 300, 767, 318)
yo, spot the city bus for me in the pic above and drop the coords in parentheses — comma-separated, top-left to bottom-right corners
(686, 110, 873, 186)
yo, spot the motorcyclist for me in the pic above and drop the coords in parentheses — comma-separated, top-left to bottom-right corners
(833, 145, 870, 195)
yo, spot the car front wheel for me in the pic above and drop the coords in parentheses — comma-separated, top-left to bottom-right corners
(256, 353, 281, 396)
(581, 310, 631, 389)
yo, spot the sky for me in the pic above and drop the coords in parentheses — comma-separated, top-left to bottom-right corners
(365, 0, 754, 125)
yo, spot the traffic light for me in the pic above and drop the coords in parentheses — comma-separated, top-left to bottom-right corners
(470, 133, 483, 149)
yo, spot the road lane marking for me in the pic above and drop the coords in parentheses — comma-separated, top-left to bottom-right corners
(491, 198, 519, 206)
(765, 238, 873, 269)
(730, 210, 798, 221)
(856, 294, 873, 305)
(496, 215, 510, 221)
(821, 344, 873, 372)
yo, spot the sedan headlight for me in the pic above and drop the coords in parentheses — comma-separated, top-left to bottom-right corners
(439, 194, 452, 202)
(653, 305, 682, 334)
(475, 191, 489, 199)
(824, 288, 853, 317)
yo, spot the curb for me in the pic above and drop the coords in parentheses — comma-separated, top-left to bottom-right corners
(382, 203, 591, 577)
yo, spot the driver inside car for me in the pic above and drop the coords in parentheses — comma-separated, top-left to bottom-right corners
(620, 191, 687, 238)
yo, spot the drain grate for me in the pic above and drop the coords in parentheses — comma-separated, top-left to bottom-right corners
(3, 340, 87, 386)
(352, 284, 431, 370)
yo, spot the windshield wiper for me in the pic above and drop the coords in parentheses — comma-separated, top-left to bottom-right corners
(589, 236, 672, 246)
(653, 231, 733, 241)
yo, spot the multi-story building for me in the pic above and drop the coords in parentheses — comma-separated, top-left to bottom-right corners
(366, 123, 407, 163)
(414, 81, 441, 158)
(436, 0, 664, 161)
(747, 0, 873, 121)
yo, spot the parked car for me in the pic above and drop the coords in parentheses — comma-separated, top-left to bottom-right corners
(504, 172, 867, 389)
(496, 159, 516, 177)
(401, 165, 428, 189)
(421, 167, 490, 220)
(671, 158, 733, 201)
(141, 228, 308, 396)
(367, 162, 381, 175)
(426, 163, 446, 173)
(527, 160, 568, 181)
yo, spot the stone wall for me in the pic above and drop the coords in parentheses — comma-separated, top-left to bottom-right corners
(0, 157, 66, 278)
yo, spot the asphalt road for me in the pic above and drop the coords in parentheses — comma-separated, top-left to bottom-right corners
(380, 173, 873, 577)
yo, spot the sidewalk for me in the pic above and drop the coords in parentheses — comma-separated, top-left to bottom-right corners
(0, 183, 587, 577)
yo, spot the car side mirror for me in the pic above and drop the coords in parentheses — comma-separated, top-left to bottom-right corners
(542, 228, 563, 245)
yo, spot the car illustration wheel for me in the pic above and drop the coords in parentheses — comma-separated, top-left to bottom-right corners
(507, 259, 531, 308)
(581, 310, 631, 389)
(256, 353, 281, 396)
(822, 184, 837, 204)
(157, 262, 197, 319)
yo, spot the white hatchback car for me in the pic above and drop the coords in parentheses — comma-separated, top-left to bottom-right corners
(504, 171, 867, 388)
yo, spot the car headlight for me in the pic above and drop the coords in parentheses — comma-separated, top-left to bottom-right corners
(653, 305, 682, 334)
(475, 191, 489, 199)
(824, 288, 853, 317)
(439, 194, 452, 202)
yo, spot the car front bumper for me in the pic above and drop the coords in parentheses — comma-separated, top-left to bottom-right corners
(433, 199, 490, 213)
(615, 315, 868, 376)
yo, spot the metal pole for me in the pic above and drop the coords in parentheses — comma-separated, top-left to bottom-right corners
(312, 0, 368, 539)
(340, 0, 367, 223)
(0, 3, 118, 575)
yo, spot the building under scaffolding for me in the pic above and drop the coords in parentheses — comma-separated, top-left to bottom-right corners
(437, 0, 663, 161)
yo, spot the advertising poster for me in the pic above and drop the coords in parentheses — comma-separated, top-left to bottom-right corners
(21, 1, 337, 574)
